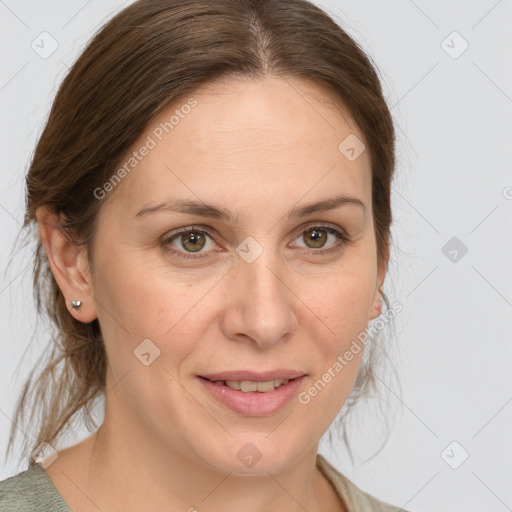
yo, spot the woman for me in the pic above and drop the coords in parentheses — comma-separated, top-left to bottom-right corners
(0, 0, 407, 510)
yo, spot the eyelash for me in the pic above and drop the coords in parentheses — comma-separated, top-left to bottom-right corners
(161, 224, 350, 261)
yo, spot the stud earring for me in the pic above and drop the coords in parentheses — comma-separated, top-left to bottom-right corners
(70, 299, 82, 312)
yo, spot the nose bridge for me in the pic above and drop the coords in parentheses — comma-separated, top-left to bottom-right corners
(227, 237, 296, 346)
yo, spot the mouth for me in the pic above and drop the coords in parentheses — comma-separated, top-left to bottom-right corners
(197, 371, 307, 416)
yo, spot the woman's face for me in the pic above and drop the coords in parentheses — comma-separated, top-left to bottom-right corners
(87, 75, 385, 474)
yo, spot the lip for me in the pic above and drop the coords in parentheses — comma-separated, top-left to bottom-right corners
(198, 374, 307, 416)
(199, 369, 306, 382)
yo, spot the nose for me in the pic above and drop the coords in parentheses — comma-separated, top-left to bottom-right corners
(221, 247, 298, 349)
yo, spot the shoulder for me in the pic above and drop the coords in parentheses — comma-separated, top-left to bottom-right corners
(0, 463, 70, 512)
(316, 454, 411, 512)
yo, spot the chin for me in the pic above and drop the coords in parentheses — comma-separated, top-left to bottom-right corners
(195, 435, 306, 476)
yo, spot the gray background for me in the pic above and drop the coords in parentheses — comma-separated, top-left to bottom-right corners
(1, 1, 511, 511)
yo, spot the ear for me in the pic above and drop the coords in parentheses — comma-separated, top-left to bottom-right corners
(36, 205, 98, 323)
(368, 247, 389, 322)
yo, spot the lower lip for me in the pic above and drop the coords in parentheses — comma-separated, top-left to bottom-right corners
(198, 376, 306, 416)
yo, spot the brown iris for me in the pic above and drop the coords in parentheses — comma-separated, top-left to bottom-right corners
(303, 228, 328, 248)
(180, 231, 207, 252)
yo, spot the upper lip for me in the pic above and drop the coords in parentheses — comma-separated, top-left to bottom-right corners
(199, 370, 306, 382)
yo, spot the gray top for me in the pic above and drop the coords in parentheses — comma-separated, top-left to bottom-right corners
(0, 463, 70, 512)
(0, 454, 409, 511)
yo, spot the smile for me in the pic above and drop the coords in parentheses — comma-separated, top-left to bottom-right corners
(197, 374, 307, 416)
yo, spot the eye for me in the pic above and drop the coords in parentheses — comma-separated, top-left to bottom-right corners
(162, 226, 217, 259)
(290, 225, 348, 255)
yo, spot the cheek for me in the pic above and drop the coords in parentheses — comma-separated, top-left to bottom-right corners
(94, 248, 171, 328)
(92, 252, 220, 371)
(304, 265, 376, 338)
(300, 263, 375, 405)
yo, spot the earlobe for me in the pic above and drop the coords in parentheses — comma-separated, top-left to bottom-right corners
(369, 249, 389, 321)
(368, 284, 383, 321)
(36, 205, 98, 323)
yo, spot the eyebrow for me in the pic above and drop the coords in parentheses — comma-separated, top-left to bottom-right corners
(132, 194, 365, 223)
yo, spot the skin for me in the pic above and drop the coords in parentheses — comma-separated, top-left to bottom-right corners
(36, 74, 387, 512)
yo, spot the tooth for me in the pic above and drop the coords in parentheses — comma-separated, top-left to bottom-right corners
(240, 381, 258, 392)
(257, 380, 276, 392)
(223, 379, 292, 392)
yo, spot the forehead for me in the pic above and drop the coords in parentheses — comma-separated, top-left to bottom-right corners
(165, 74, 365, 158)
(107, 75, 371, 214)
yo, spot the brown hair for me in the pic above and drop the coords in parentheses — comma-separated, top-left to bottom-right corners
(7, 0, 398, 468)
